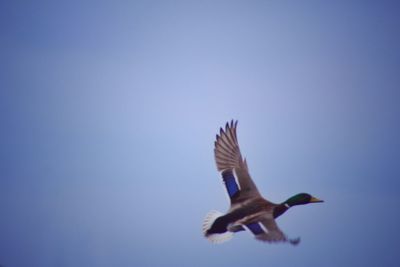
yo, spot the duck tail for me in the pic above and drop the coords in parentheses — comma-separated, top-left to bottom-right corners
(202, 210, 233, 244)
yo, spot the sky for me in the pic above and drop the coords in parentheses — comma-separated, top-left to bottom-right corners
(1, 1, 400, 266)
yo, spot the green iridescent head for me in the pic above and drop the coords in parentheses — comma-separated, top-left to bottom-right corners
(285, 193, 324, 207)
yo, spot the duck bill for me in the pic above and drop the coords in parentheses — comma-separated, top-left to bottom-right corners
(310, 196, 324, 203)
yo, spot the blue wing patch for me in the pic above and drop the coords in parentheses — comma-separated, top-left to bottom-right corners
(246, 222, 265, 235)
(222, 170, 240, 199)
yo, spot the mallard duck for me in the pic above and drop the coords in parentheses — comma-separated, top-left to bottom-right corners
(202, 120, 323, 245)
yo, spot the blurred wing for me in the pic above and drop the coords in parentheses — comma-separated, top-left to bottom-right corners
(214, 120, 261, 202)
(247, 217, 300, 245)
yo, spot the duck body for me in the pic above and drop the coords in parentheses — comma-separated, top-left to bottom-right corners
(206, 197, 277, 235)
(203, 120, 323, 245)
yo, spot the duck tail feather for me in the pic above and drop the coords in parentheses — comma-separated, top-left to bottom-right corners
(202, 210, 233, 244)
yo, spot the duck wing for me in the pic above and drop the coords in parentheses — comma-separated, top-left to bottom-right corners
(246, 217, 300, 245)
(214, 120, 261, 203)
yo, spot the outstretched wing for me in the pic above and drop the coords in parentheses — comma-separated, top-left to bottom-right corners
(246, 217, 300, 245)
(214, 120, 261, 203)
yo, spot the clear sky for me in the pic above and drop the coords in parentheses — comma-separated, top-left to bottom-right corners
(1, 1, 400, 266)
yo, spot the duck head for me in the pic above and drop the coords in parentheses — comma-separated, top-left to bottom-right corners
(284, 193, 324, 207)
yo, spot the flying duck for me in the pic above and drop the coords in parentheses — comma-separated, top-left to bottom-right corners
(202, 120, 323, 245)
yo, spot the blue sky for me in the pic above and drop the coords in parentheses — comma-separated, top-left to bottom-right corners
(1, 1, 400, 266)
